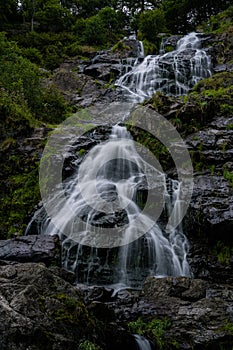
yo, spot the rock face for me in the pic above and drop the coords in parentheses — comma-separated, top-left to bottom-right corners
(50, 37, 145, 108)
(0, 262, 95, 350)
(0, 262, 232, 350)
(78, 275, 233, 350)
(183, 113, 233, 284)
(0, 235, 60, 266)
(139, 276, 233, 349)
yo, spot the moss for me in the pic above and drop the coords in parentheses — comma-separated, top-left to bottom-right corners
(141, 39, 157, 55)
(112, 40, 130, 53)
(0, 160, 41, 238)
(127, 124, 174, 171)
(223, 169, 233, 187)
(78, 148, 86, 157)
(213, 241, 233, 265)
(221, 320, 233, 335)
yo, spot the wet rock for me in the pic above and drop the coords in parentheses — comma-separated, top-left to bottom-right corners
(0, 235, 60, 266)
(84, 63, 122, 81)
(85, 276, 233, 349)
(185, 175, 233, 240)
(0, 263, 94, 350)
(0, 262, 138, 350)
(161, 35, 181, 52)
(142, 276, 208, 301)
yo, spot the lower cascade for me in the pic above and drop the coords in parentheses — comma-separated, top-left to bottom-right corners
(27, 125, 191, 287)
(134, 335, 152, 350)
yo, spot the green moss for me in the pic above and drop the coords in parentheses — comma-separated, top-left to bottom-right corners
(78, 148, 86, 157)
(127, 124, 173, 171)
(112, 40, 130, 53)
(141, 39, 157, 55)
(213, 241, 233, 265)
(223, 169, 233, 187)
(221, 320, 233, 335)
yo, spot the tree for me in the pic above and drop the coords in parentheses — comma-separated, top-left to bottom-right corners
(162, 0, 231, 34)
(0, 0, 20, 27)
(35, 1, 73, 32)
(139, 8, 167, 42)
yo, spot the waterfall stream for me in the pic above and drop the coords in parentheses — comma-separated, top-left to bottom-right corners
(27, 32, 211, 287)
(134, 335, 152, 350)
(116, 32, 212, 101)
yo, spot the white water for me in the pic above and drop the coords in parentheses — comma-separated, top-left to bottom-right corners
(26, 33, 206, 287)
(116, 32, 212, 101)
(134, 334, 152, 350)
(27, 124, 191, 286)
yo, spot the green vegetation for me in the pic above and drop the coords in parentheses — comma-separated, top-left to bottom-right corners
(213, 241, 233, 265)
(128, 317, 171, 349)
(138, 9, 167, 50)
(200, 5, 233, 34)
(223, 169, 233, 187)
(221, 320, 233, 335)
(79, 341, 103, 350)
(127, 125, 174, 171)
(0, 32, 71, 238)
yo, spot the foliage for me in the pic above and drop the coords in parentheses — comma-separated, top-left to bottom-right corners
(0, 33, 42, 112)
(79, 340, 102, 350)
(162, 0, 230, 34)
(14, 31, 77, 69)
(73, 7, 126, 46)
(200, 5, 233, 34)
(138, 9, 167, 43)
(213, 241, 233, 265)
(128, 317, 171, 349)
(141, 39, 157, 55)
(223, 169, 233, 187)
(38, 84, 72, 123)
(0, 0, 20, 27)
(221, 320, 233, 335)
(1, 168, 40, 237)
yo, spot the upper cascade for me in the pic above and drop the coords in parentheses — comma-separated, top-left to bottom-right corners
(116, 32, 212, 102)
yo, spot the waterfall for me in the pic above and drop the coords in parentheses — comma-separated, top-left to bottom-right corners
(134, 335, 152, 350)
(27, 123, 191, 287)
(116, 32, 212, 101)
(25, 32, 200, 288)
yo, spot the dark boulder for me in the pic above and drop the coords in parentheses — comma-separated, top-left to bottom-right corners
(0, 235, 60, 266)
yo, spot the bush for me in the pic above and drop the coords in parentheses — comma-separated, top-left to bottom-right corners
(21, 47, 44, 66)
(73, 7, 126, 47)
(37, 85, 71, 124)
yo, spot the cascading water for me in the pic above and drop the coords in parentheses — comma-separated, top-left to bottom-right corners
(116, 32, 212, 101)
(134, 335, 152, 350)
(27, 123, 191, 287)
(26, 32, 207, 287)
